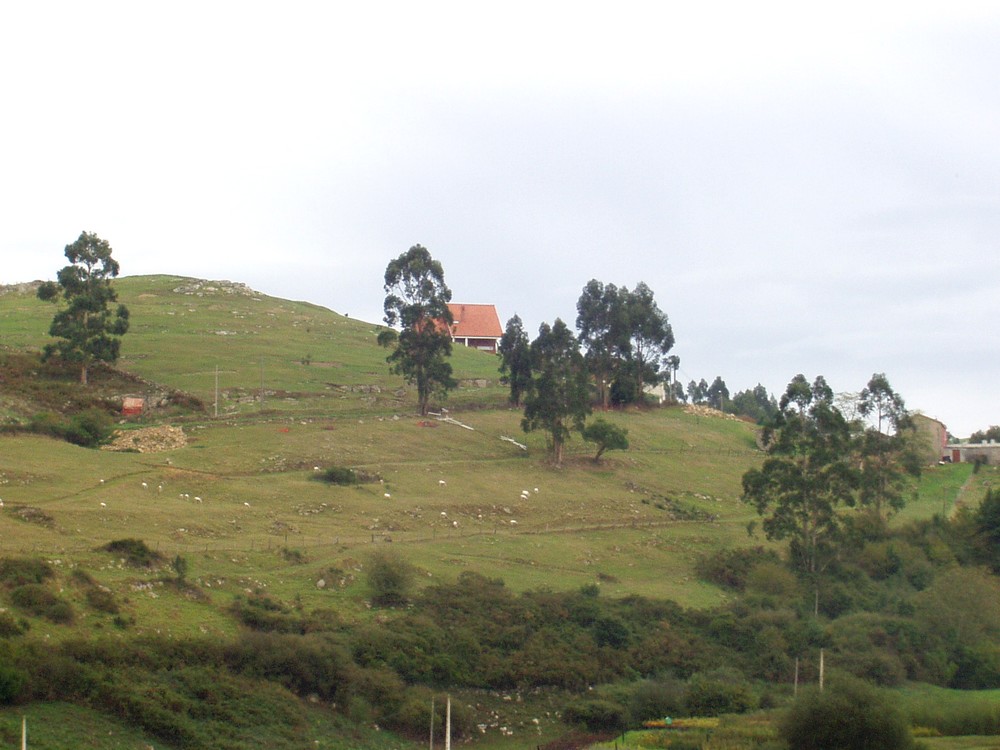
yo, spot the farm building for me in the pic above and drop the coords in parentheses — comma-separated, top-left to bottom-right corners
(912, 413, 949, 465)
(446, 303, 503, 353)
(946, 440, 1000, 466)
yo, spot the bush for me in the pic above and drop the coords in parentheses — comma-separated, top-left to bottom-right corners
(627, 676, 687, 723)
(780, 674, 915, 750)
(366, 549, 415, 607)
(696, 547, 780, 591)
(10, 584, 74, 624)
(684, 670, 756, 716)
(317, 466, 357, 485)
(0, 557, 54, 588)
(230, 594, 306, 634)
(64, 408, 114, 447)
(85, 587, 120, 614)
(100, 538, 163, 568)
(0, 664, 25, 705)
(562, 697, 629, 731)
(0, 611, 28, 637)
(388, 687, 475, 741)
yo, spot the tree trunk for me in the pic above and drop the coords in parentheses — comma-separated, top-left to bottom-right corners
(80, 363, 89, 385)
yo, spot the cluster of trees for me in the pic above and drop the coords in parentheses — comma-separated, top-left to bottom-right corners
(498, 280, 674, 464)
(378, 247, 668, 464)
(970, 425, 1000, 443)
(743, 373, 921, 584)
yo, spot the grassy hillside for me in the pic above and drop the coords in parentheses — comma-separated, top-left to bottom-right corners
(0, 275, 977, 624)
(1, 275, 506, 417)
(0, 274, 988, 750)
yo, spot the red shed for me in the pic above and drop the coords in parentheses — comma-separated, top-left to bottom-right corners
(122, 397, 145, 416)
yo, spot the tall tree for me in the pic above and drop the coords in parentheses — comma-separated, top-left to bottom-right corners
(856, 373, 920, 525)
(576, 280, 628, 409)
(664, 355, 681, 403)
(36, 231, 130, 385)
(498, 314, 532, 407)
(521, 319, 591, 466)
(707, 376, 730, 411)
(380, 244, 456, 416)
(622, 282, 674, 398)
(742, 375, 857, 575)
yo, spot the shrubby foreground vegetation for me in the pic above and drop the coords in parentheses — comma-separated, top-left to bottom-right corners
(2, 485, 1000, 748)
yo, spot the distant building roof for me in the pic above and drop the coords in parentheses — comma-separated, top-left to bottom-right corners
(447, 304, 502, 340)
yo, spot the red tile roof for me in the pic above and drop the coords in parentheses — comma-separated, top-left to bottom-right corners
(447, 304, 503, 339)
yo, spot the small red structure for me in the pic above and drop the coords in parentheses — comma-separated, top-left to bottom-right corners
(121, 397, 145, 417)
(446, 303, 503, 353)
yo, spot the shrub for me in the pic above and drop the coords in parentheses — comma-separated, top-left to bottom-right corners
(0, 557, 54, 588)
(696, 546, 781, 591)
(0, 611, 28, 637)
(780, 674, 915, 750)
(627, 676, 687, 723)
(684, 670, 756, 716)
(10, 584, 58, 613)
(388, 687, 475, 741)
(230, 594, 306, 634)
(562, 697, 629, 731)
(85, 587, 120, 614)
(100, 538, 163, 568)
(10, 584, 74, 624)
(0, 664, 26, 704)
(317, 466, 358, 485)
(366, 549, 415, 607)
(63, 408, 114, 447)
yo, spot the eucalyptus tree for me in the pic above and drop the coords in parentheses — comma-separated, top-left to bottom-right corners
(576, 279, 628, 408)
(380, 244, 456, 415)
(521, 319, 591, 466)
(856, 373, 920, 525)
(743, 375, 858, 576)
(622, 282, 674, 398)
(498, 314, 532, 407)
(36, 231, 130, 385)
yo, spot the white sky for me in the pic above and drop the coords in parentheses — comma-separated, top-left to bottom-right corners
(2, 2, 998, 437)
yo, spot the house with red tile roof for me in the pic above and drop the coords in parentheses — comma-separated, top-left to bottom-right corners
(447, 303, 502, 353)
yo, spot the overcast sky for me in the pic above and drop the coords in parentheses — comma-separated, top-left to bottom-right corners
(3, 2, 998, 437)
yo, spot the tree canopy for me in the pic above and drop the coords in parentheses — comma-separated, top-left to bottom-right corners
(36, 231, 130, 385)
(575, 280, 674, 406)
(743, 375, 857, 576)
(521, 319, 591, 466)
(498, 314, 532, 407)
(380, 244, 456, 415)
